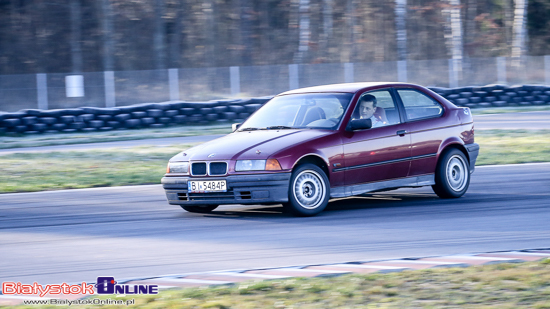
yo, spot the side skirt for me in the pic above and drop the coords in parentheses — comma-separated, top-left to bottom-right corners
(330, 174, 435, 198)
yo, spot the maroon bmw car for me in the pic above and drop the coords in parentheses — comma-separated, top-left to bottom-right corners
(162, 82, 479, 216)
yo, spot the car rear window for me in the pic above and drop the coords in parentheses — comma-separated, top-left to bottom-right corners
(397, 89, 443, 121)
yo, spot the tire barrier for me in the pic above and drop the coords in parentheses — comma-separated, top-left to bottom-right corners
(0, 97, 272, 135)
(428, 84, 550, 109)
(2, 84, 550, 135)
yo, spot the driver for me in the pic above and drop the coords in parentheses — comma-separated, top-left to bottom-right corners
(355, 94, 386, 128)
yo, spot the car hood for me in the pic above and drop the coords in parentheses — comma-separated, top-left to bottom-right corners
(170, 129, 333, 161)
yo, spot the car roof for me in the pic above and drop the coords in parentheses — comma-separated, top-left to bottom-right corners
(278, 82, 419, 95)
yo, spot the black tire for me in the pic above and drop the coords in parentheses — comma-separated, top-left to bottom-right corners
(432, 148, 471, 198)
(182, 205, 218, 213)
(284, 163, 330, 217)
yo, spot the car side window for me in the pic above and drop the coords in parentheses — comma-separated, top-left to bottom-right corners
(351, 90, 401, 128)
(397, 89, 443, 121)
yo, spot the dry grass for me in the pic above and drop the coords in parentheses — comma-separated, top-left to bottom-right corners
(15, 259, 550, 309)
(476, 130, 550, 165)
(0, 144, 193, 193)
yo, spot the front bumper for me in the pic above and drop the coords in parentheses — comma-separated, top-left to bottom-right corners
(161, 173, 291, 206)
(465, 143, 480, 173)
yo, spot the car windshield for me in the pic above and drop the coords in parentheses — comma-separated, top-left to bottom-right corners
(239, 93, 353, 131)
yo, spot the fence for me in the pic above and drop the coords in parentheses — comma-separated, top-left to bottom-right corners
(2, 56, 550, 112)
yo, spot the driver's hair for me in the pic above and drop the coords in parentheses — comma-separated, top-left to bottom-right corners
(359, 94, 377, 108)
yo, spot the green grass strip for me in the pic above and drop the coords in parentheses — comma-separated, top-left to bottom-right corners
(476, 130, 550, 165)
(0, 145, 190, 193)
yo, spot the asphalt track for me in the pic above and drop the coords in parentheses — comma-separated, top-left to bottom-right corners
(1, 163, 550, 285)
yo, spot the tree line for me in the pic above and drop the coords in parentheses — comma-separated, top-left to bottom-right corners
(1, 0, 549, 75)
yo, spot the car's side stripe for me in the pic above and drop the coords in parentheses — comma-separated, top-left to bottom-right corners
(333, 153, 437, 172)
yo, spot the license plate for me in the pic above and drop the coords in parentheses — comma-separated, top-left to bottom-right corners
(188, 180, 227, 193)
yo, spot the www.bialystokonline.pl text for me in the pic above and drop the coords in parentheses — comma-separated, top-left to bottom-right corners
(23, 298, 135, 306)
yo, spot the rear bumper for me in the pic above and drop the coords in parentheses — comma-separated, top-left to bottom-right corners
(161, 173, 291, 205)
(465, 143, 480, 173)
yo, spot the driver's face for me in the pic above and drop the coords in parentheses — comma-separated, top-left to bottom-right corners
(359, 101, 375, 119)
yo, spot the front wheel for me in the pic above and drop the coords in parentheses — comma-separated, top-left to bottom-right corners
(181, 205, 218, 213)
(432, 148, 470, 198)
(284, 164, 330, 217)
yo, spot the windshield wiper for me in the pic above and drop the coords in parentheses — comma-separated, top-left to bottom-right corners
(266, 126, 294, 130)
(240, 127, 261, 131)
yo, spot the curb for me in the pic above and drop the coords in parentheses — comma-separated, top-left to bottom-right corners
(119, 248, 550, 289)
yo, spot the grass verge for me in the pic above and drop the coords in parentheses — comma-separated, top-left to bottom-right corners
(471, 105, 550, 115)
(1, 130, 549, 193)
(0, 144, 192, 193)
(475, 130, 550, 165)
(13, 259, 550, 309)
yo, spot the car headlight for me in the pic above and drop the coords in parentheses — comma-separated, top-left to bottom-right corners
(236, 160, 266, 171)
(235, 159, 281, 171)
(167, 162, 189, 174)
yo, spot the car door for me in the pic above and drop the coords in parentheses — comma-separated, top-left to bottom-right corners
(394, 88, 447, 177)
(341, 89, 411, 193)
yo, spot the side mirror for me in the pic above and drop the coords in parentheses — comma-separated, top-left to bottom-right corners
(232, 123, 242, 132)
(349, 118, 372, 131)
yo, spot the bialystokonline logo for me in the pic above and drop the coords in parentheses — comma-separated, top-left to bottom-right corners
(2, 277, 158, 297)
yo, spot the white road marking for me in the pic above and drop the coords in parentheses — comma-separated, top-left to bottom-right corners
(327, 264, 407, 270)
(271, 268, 350, 273)
(149, 278, 233, 285)
(380, 260, 465, 265)
(486, 251, 550, 257)
(434, 255, 519, 261)
(213, 272, 290, 279)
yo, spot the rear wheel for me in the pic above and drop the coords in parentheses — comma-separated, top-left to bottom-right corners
(284, 164, 330, 217)
(432, 148, 470, 198)
(181, 205, 218, 213)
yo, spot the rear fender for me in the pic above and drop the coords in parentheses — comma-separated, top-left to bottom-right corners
(437, 137, 469, 164)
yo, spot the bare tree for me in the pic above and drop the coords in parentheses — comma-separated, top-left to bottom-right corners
(288, 0, 299, 63)
(344, 0, 356, 63)
(511, 0, 527, 59)
(503, 0, 513, 48)
(31, 0, 47, 72)
(170, 0, 184, 68)
(395, 0, 407, 62)
(100, 0, 115, 71)
(259, 0, 270, 64)
(443, 0, 464, 82)
(201, 0, 216, 67)
(465, 0, 477, 55)
(319, 0, 333, 59)
(294, 0, 310, 63)
(70, 0, 83, 73)
(154, 0, 166, 70)
(239, 0, 253, 66)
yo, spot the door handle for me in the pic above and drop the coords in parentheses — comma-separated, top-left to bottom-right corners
(396, 130, 407, 136)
